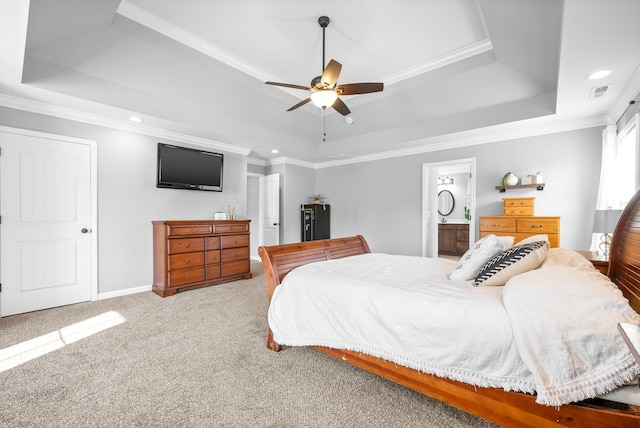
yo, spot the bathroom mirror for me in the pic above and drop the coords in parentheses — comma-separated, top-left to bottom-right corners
(438, 190, 454, 216)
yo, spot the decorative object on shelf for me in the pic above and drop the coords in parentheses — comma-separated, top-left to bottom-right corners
(502, 172, 519, 187)
(309, 193, 326, 204)
(464, 206, 471, 221)
(534, 171, 543, 184)
(592, 208, 623, 256)
(522, 171, 543, 185)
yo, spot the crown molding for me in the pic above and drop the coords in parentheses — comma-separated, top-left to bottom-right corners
(311, 114, 609, 169)
(611, 62, 640, 122)
(1, 91, 607, 170)
(247, 113, 609, 169)
(117, 1, 492, 91)
(380, 39, 493, 85)
(0, 93, 251, 155)
(116, 1, 274, 83)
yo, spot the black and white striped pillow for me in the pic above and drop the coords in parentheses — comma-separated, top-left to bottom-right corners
(474, 240, 549, 286)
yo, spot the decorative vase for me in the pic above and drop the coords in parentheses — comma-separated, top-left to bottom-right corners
(504, 173, 518, 186)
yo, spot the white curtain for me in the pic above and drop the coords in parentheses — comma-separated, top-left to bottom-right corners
(591, 117, 639, 251)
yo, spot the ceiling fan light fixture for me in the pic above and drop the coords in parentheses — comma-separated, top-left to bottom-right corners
(311, 90, 338, 108)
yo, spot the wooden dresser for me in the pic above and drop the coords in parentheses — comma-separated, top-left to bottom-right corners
(438, 223, 469, 256)
(152, 220, 252, 297)
(479, 216, 560, 248)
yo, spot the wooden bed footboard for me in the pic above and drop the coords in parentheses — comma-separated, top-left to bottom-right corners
(258, 231, 640, 428)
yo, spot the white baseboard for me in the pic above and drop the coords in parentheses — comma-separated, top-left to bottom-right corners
(98, 284, 152, 300)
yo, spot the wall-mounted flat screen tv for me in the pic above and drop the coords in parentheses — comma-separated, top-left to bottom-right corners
(157, 143, 223, 191)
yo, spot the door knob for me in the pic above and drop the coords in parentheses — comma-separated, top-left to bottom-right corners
(81, 228, 89, 234)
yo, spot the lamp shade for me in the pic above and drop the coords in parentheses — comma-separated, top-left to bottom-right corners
(593, 209, 623, 234)
(310, 90, 338, 108)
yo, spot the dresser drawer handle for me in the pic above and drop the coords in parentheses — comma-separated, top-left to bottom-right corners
(186, 259, 191, 264)
(185, 243, 191, 248)
(531, 225, 543, 228)
(491, 224, 503, 227)
(186, 274, 190, 278)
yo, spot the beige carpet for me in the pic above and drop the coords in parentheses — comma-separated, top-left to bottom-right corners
(0, 262, 497, 427)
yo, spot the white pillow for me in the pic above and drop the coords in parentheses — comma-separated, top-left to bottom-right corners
(516, 234, 549, 246)
(474, 241, 549, 286)
(449, 234, 506, 280)
(496, 236, 515, 249)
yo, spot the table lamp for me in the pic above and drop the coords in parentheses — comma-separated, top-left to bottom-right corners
(592, 209, 623, 256)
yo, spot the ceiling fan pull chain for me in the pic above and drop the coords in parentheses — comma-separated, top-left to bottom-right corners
(323, 113, 327, 142)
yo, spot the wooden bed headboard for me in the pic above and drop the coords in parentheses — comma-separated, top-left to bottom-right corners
(608, 187, 640, 313)
(258, 235, 370, 302)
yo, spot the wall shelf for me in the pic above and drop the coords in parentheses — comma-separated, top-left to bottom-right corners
(495, 183, 545, 193)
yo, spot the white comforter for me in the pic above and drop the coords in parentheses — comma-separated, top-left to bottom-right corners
(268, 249, 640, 406)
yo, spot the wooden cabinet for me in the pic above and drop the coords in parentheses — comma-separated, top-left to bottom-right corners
(438, 223, 469, 256)
(502, 197, 535, 216)
(152, 220, 252, 297)
(479, 216, 560, 248)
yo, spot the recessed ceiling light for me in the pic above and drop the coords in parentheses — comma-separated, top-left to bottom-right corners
(587, 69, 613, 80)
(129, 116, 143, 122)
(271, 149, 279, 154)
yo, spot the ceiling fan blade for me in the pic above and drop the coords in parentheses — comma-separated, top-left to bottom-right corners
(332, 97, 351, 116)
(320, 59, 342, 88)
(265, 81, 311, 91)
(336, 82, 384, 95)
(287, 97, 312, 111)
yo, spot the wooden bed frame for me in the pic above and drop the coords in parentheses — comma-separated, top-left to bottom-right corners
(258, 190, 640, 428)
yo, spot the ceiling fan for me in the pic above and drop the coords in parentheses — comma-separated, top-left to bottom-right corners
(265, 16, 383, 116)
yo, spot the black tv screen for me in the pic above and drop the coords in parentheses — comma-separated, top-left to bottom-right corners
(157, 143, 223, 191)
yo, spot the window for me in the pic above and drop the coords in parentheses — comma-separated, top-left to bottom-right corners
(615, 118, 638, 207)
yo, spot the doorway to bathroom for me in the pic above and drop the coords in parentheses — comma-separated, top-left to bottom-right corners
(422, 158, 476, 258)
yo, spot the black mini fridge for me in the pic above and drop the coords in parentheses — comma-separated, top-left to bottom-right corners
(301, 204, 330, 241)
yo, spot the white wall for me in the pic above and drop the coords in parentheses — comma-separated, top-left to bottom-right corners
(1, 105, 605, 294)
(0, 106, 250, 294)
(314, 127, 602, 254)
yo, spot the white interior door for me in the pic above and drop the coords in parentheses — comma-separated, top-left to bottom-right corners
(0, 128, 96, 317)
(258, 173, 280, 247)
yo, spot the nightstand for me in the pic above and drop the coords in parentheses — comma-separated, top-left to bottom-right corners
(576, 250, 609, 275)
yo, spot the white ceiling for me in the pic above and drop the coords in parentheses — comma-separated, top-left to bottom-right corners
(1, 0, 640, 163)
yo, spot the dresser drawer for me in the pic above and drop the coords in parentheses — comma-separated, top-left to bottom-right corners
(222, 246, 250, 262)
(206, 265, 221, 279)
(221, 260, 250, 277)
(206, 249, 221, 264)
(221, 234, 250, 249)
(479, 217, 516, 233)
(169, 252, 204, 270)
(213, 223, 249, 234)
(513, 233, 559, 248)
(206, 236, 221, 250)
(503, 197, 535, 207)
(169, 238, 205, 254)
(516, 218, 559, 234)
(504, 207, 534, 216)
(169, 267, 205, 287)
(168, 224, 213, 236)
